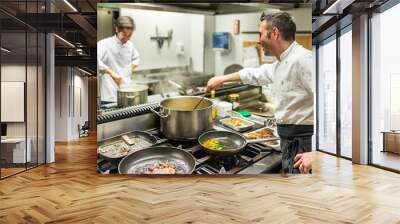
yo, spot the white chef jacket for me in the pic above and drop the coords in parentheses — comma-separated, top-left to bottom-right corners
(98, 35, 140, 102)
(239, 41, 313, 125)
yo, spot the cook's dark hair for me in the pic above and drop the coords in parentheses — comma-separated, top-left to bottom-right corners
(260, 12, 296, 41)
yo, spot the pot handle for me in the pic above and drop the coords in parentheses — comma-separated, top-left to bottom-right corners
(246, 137, 280, 144)
(150, 107, 169, 118)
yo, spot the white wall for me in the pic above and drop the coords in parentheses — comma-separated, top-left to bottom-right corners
(285, 8, 312, 33)
(54, 67, 69, 141)
(204, 15, 216, 75)
(1, 65, 26, 141)
(1, 65, 26, 82)
(73, 74, 89, 138)
(1, 82, 24, 122)
(54, 67, 89, 141)
(97, 7, 114, 42)
(120, 8, 205, 72)
(1, 65, 30, 138)
(190, 15, 205, 72)
(214, 12, 264, 75)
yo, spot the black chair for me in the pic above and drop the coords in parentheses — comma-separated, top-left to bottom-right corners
(79, 121, 90, 138)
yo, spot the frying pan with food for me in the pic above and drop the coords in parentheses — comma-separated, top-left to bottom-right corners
(98, 131, 158, 163)
(118, 146, 196, 175)
(198, 130, 279, 156)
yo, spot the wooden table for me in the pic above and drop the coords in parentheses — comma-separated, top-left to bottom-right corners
(0, 138, 31, 165)
(382, 131, 400, 154)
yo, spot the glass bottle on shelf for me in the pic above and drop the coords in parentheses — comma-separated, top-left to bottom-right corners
(210, 90, 218, 120)
(228, 93, 240, 110)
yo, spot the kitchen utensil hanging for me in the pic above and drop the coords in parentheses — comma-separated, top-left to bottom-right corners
(150, 27, 173, 49)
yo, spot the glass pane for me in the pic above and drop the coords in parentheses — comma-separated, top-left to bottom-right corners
(1, 31, 27, 177)
(340, 29, 352, 158)
(318, 36, 337, 154)
(27, 31, 38, 169)
(371, 3, 400, 171)
(0, 0, 46, 178)
(38, 32, 45, 165)
(26, 0, 39, 169)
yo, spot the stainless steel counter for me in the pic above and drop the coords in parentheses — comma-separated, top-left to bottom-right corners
(97, 112, 159, 142)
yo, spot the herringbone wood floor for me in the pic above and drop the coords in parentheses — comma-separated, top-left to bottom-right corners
(1, 134, 400, 224)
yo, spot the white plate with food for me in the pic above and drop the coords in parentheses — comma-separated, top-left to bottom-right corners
(219, 117, 255, 132)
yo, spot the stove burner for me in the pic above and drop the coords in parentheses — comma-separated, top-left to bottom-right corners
(97, 128, 281, 175)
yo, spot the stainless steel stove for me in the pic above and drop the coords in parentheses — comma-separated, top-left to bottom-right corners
(97, 90, 282, 175)
(97, 127, 282, 175)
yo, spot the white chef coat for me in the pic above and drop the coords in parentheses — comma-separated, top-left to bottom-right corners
(98, 35, 140, 102)
(239, 41, 313, 125)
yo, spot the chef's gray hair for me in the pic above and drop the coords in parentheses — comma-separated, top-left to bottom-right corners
(260, 11, 296, 41)
(116, 16, 135, 31)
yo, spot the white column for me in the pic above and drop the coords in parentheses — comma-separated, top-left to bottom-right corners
(352, 14, 369, 164)
(46, 33, 55, 163)
(312, 45, 317, 150)
(45, 1, 55, 163)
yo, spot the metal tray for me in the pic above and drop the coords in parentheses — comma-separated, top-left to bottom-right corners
(219, 117, 255, 132)
(243, 127, 280, 150)
(97, 131, 157, 162)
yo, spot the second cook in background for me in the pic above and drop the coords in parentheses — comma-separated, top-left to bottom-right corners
(207, 12, 314, 174)
(98, 16, 140, 105)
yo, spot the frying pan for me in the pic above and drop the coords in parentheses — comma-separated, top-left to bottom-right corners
(98, 131, 158, 163)
(118, 146, 196, 175)
(198, 130, 279, 156)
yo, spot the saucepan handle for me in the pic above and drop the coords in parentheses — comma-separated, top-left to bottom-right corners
(150, 107, 169, 118)
(246, 137, 280, 144)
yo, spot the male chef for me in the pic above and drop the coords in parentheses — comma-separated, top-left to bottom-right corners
(98, 16, 140, 104)
(207, 12, 313, 174)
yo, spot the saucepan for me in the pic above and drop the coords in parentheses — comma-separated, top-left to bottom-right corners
(198, 130, 279, 156)
(117, 84, 148, 107)
(151, 96, 213, 140)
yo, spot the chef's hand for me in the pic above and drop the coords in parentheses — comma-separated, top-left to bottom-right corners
(206, 76, 225, 93)
(113, 75, 124, 87)
(131, 64, 137, 72)
(104, 68, 125, 87)
(293, 152, 313, 174)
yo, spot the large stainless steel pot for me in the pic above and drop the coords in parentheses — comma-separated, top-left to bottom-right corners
(117, 84, 148, 107)
(151, 96, 213, 140)
(135, 79, 161, 95)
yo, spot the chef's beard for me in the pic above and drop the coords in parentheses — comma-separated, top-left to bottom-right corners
(263, 46, 272, 56)
(261, 32, 273, 56)
(261, 37, 273, 56)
